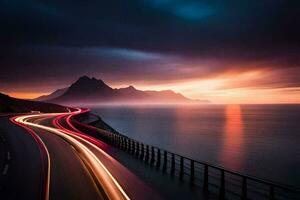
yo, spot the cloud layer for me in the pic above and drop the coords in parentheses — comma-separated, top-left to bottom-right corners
(0, 0, 299, 102)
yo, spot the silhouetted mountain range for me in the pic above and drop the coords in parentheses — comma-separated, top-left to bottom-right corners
(35, 76, 209, 105)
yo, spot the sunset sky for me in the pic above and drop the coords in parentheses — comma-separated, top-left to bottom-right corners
(1, 1, 300, 103)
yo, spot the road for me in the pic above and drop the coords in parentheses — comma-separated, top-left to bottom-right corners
(23, 115, 104, 200)
(4, 109, 161, 200)
(1, 108, 214, 200)
(0, 117, 44, 199)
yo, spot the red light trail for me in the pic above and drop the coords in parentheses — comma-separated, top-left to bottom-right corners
(12, 109, 130, 200)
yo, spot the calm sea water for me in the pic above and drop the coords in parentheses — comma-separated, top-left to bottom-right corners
(91, 104, 300, 187)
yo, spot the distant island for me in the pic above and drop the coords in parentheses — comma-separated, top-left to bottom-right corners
(35, 76, 209, 105)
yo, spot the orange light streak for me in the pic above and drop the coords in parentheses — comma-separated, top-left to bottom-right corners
(13, 110, 130, 200)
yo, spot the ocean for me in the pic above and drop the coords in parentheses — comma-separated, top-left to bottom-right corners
(91, 104, 300, 187)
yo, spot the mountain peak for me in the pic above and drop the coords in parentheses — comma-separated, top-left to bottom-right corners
(37, 76, 208, 104)
(72, 76, 107, 87)
(57, 76, 114, 99)
(78, 75, 90, 80)
(76, 76, 98, 84)
(126, 85, 136, 90)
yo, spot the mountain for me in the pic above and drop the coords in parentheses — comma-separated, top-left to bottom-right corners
(0, 92, 67, 113)
(34, 88, 67, 101)
(36, 76, 209, 105)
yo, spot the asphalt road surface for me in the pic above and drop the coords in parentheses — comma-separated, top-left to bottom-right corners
(0, 117, 44, 199)
(3, 109, 162, 200)
(1, 109, 214, 200)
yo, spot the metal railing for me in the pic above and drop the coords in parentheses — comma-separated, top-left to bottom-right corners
(72, 113, 300, 200)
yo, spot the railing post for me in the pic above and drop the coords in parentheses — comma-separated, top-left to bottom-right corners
(171, 154, 175, 176)
(111, 134, 113, 144)
(145, 145, 149, 163)
(128, 139, 132, 153)
(203, 164, 208, 193)
(136, 142, 140, 157)
(132, 141, 136, 155)
(112, 134, 115, 145)
(162, 151, 167, 173)
(190, 160, 194, 184)
(121, 137, 125, 150)
(127, 139, 131, 152)
(127, 139, 130, 152)
(117, 135, 120, 148)
(140, 143, 144, 160)
(106, 133, 109, 143)
(179, 156, 184, 181)
(126, 138, 129, 152)
(108, 134, 111, 144)
(242, 176, 247, 199)
(132, 140, 135, 154)
(219, 169, 225, 199)
(156, 149, 161, 169)
(118, 135, 121, 148)
(269, 185, 275, 200)
(150, 147, 155, 166)
(122, 138, 125, 150)
(115, 135, 118, 146)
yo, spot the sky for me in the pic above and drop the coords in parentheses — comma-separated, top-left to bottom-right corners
(0, 0, 300, 103)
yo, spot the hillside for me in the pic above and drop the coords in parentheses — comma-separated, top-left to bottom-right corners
(0, 93, 68, 113)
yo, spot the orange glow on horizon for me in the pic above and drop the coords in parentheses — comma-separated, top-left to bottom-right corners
(7, 92, 48, 99)
(112, 69, 300, 104)
(4, 69, 300, 104)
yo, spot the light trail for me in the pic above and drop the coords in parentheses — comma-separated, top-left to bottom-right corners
(51, 109, 110, 151)
(10, 115, 51, 200)
(13, 110, 130, 200)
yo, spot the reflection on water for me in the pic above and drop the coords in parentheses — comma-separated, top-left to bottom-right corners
(92, 105, 300, 186)
(221, 105, 244, 169)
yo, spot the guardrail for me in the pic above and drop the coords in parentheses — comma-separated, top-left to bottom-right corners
(72, 113, 300, 200)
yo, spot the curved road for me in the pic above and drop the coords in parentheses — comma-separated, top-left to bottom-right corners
(0, 117, 45, 199)
(10, 109, 161, 200)
(24, 115, 104, 200)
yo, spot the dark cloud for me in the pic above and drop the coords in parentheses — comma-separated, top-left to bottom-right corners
(0, 0, 300, 93)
